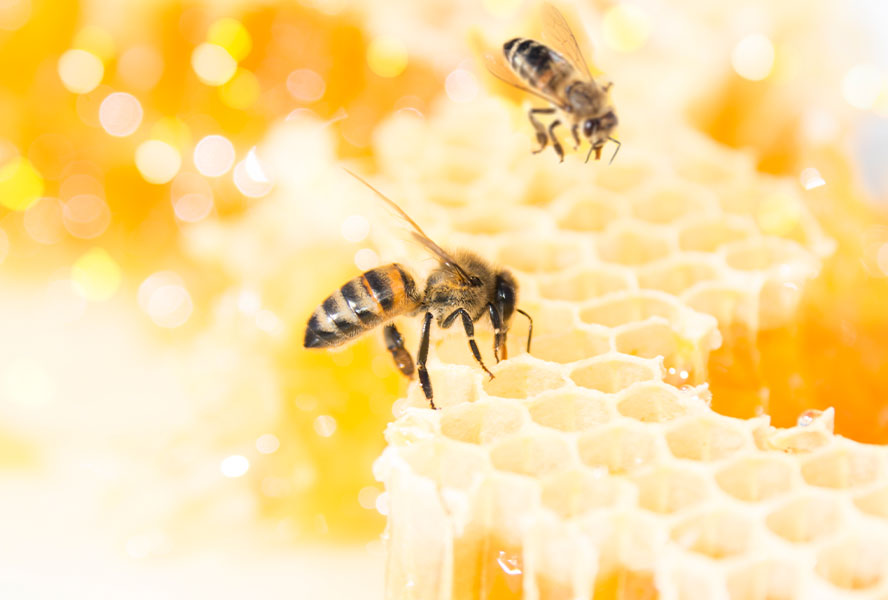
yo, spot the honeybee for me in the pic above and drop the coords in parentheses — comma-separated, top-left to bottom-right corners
(303, 171, 533, 409)
(485, 3, 620, 163)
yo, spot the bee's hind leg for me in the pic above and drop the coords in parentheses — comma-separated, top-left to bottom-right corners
(529, 107, 556, 154)
(548, 120, 564, 162)
(383, 323, 414, 378)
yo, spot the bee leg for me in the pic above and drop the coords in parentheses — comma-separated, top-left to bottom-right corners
(416, 312, 435, 409)
(548, 120, 564, 162)
(571, 124, 580, 150)
(384, 323, 414, 378)
(442, 308, 495, 380)
(529, 107, 556, 154)
(487, 303, 506, 363)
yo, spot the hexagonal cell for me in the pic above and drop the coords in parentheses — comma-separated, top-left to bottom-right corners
(541, 468, 633, 519)
(489, 431, 575, 478)
(715, 456, 797, 502)
(593, 161, 655, 193)
(537, 267, 634, 302)
(570, 355, 661, 394)
(555, 193, 621, 232)
(577, 425, 660, 474)
(630, 184, 713, 224)
(638, 257, 720, 295)
(617, 382, 690, 423)
(528, 388, 613, 432)
(579, 291, 681, 328)
(682, 283, 759, 330)
(815, 537, 888, 591)
(402, 362, 480, 410)
(532, 328, 612, 364)
(671, 509, 754, 559)
(631, 465, 709, 514)
(678, 216, 754, 252)
(854, 485, 888, 520)
(483, 359, 567, 399)
(613, 320, 678, 361)
(722, 238, 812, 272)
(597, 227, 673, 266)
(676, 153, 746, 185)
(496, 237, 587, 273)
(399, 438, 490, 490)
(666, 416, 750, 462)
(450, 205, 551, 235)
(440, 399, 527, 445)
(765, 494, 842, 544)
(725, 560, 800, 600)
(801, 446, 883, 489)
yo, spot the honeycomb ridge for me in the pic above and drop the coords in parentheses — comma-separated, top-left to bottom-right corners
(371, 99, 888, 599)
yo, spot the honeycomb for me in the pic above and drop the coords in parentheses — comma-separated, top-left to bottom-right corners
(368, 98, 888, 598)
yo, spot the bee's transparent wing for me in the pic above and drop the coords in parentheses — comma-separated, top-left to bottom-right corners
(343, 169, 474, 285)
(483, 49, 568, 109)
(540, 2, 594, 81)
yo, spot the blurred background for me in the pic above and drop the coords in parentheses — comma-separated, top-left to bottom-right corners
(0, 0, 886, 597)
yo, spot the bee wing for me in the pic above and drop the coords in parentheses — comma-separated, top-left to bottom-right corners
(540, 2, 594, 81)
(343, 169, 475, 285)
(483, 49, 568, 109)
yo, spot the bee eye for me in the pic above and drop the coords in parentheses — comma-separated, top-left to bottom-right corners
(583, 119, 595, 137)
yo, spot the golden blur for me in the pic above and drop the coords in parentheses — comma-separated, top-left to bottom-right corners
(0, 0, 887, 596)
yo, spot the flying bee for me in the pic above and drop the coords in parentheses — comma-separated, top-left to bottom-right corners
(303, 171, 533, 409)
(485, 3, 620, 163)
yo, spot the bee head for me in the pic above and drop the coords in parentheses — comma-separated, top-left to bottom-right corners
(582, 110, 618, 143)
(494, 271, 517, 324)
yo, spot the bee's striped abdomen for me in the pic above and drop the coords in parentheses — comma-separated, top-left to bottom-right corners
(304, 263, 420, 349)
(503, 37, 562, 91)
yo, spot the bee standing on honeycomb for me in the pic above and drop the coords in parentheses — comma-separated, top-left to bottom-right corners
(485, 3, 620, 163)
(303, 171, 533, 409)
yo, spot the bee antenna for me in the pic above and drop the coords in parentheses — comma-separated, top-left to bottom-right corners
(516, 308, 533, 352)
(608, 137, 621, 165)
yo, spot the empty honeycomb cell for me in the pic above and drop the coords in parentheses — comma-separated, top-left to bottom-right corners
(439, 399, 527, 445)
(854, 485, 888, 520)
(725, 560, 800, 600)
(531, 328, 612, 364)
(577, 425, 660, 474)
(676, 153, 746, 185)
(597, 226, 674, 266)
(682, 283, 761, 331)
(765, 495, 842, 544)
(666, 416, 750, 461)
(722, 237, 812, 272)
(528, 388, 613, 432)
(715, 456, 797, 502)
(638, 257, 720, 295)
(613, 320, 679, 362)
(397, 439, 491, 490)
(482, 358, 567, 399)
(496, 236, 587, 274)
(450, 206, 552, 235)
(592, 161, 656, 193)
(631, 183, 714, 224)
(801, 446, 883, 489)
(678, 215, 755, 252)
(671, 509, 754, 559)
(537, 267, 635, 302)
(617, 382, 691, 423)
(403, 362, 481, 410)
(554, 192, 622, 232)
(489, 431, 575, 478)
(815, 537, 888, 591)
(570, 354, 661, 394)
(541, 468, 635, 519)
(579, 291, 681, 328)
(631, 465, 709, 514)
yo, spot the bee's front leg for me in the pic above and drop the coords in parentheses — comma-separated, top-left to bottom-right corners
(528, 107, 556, 154)
(571, 124, 580, 150)
(548, 120, 564, 162)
